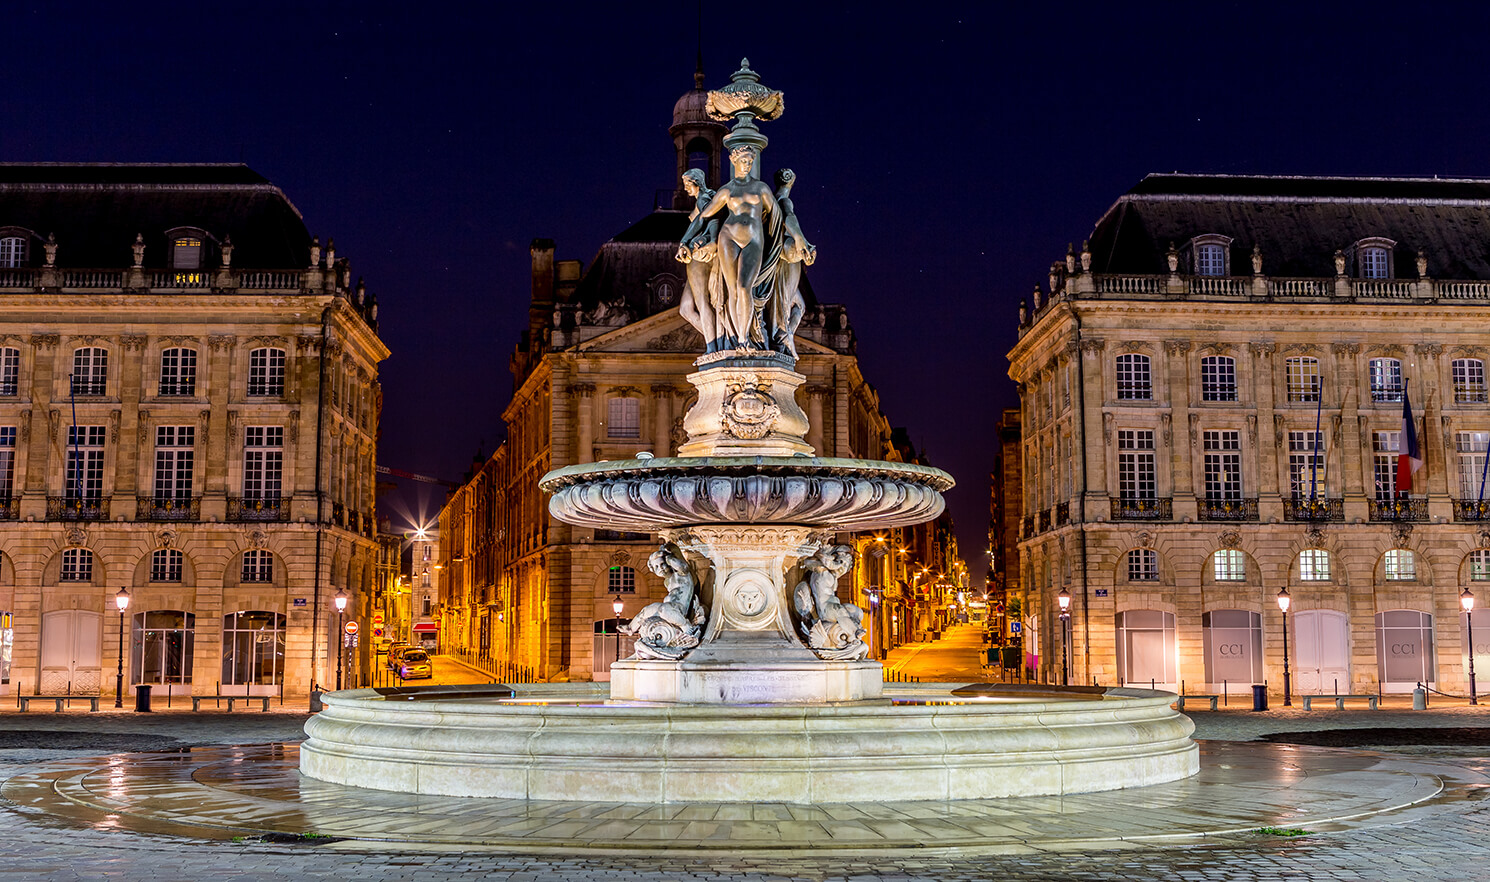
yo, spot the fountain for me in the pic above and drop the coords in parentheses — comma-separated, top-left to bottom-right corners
(299, 61, 1198, 804)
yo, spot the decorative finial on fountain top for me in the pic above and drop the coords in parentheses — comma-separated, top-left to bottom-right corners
(706, 58, 784, 154)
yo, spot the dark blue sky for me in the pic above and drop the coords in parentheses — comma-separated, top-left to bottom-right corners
(4, 2, 1488, 564)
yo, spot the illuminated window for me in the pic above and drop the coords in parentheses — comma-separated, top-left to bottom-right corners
(1385, 549, 1416, 581)
(1369, 358, 1403, 402)
(607, 397, 640, 439)
(0, 236, 25, 268)
(60, 548, 93, 582)
(150, 548, 183, 582)
(607, 565, 636, 593)
(248, 348, 285, 396)
(1213, 549, 1246, 581)
(1299, 549, 1331, 581)
(1373, 431, 1401, 501)
(172, 237, 202, 269)
(1115, 354, 1151, 400)
(241, 550, 273, 583)
(1127, 548, 1159, 581)
(1453, 359, 1486, 404)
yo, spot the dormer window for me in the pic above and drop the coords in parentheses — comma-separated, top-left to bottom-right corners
(1352, 237, 1396, 279)
(1188, 234, 1233, 276)
(173, 237, 202, 269)
(0, 236, 26, 268)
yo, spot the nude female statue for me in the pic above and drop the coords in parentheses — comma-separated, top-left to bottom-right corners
(675, 169, 724, 351)
(696, 145, 779, 349)
(767, 168, 813, 358)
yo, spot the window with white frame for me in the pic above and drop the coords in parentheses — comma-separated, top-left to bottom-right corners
(1127, 548, 1159, 581)
(0, 236, 25, 268)
(241, 549, 273, 582)
(242, 427, 284, 500)
(1384, 548, 1416, 580)
(153, 426, 195, 502)
(150, 548, 183, 582)
(1195, 243, 1227, 277)
(1471, 549, 1490, 581)
(70, 347, 107, 396)
(1213, 548, 1247, 581)
(1203, 430, 1242, 501)
(1453, 359, 1487, 404)
(59, 548, 93, 582)
(1288, 430, 1326, 500)
(64, 425, 105, 501)
(1373, 431, 1401, 501)
(1117, 430, 1156, 501)
(1458, 432, 1490, 501)
(607, 565, 636, 593)
(1359, 246, 1390, 279)
(247, 348, 285, 396)
(159, 348, 197, 396)
(0, 425, 14, 500)
(1299, 548, 1331, 581)
(1285, 357, 1321, 403)
(1369, 358, 1403, 402)
(606, 397, 640, 439)
(0, 346, 17, 396)
(1200, 356, 1237, 401)
(1115, 354, 1152, 400)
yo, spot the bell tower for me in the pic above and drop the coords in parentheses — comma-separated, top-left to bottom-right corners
(670, 56, 726, 209)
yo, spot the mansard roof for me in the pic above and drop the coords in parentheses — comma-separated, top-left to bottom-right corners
(0, 163, 311, 268)
(1089, 173, 1490, 279)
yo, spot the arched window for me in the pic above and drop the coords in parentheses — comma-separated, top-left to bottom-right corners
(150, 549, 183, 582)
(1285, 357, 1320, 403)
(0, 346, 18, 396)
(0, 236, 26, 268)
(1299, 548, 1331, 581)
(1127, 549, 1159, 581)
(241, 549, 273, 582)
(131, 610, 194, 684)
(247, 348, 285, 396)
(1470, 549, 1490, 582)
(1200, 356, 1237, 401)
(1115, 354, 1152, 400)
(60, 548, 93, 582)
(606, 397, 640, 439)
(71, 347, 108, 395)
(221, 611, 286, 692)
(1213, 549, 1246, 581)
(1369, 358, 1403, 403)
(607, 565, 636, 593)
(1453, 358, 1487, 404)
(159, 348, 197, 396)
(1384, 548, 1416, 581)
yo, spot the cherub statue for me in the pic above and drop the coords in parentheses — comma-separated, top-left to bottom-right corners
(792, 544, 869, 661)
(619, 542, 706, 660)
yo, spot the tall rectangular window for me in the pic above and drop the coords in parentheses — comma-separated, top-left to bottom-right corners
(607, 397, 640, 439)
(1454, 359, 1487, 404)
(1288, 430, 1326, 500)
(1203, 430, 1242, 501)
(1360, 247, 1389, 279)
(1458, 431, 1490, 500)
(1127, 549, 1159, 581)
(159, 348, 197, 396)
(70, 348, 107, 396)
(241, 549, 273, 582)
(243, 426, 284, 500)
(1285, 357, 1320, 403)
(154, 426, 195, 502)
(1195, 243, 1226, 276)
(1117, 430, 1156, 501)
(0, 346, 17, 395)
(1115, 354, 1152, 400)
(1373, 431, 1401, 500)
(247, 348, 286, 396)
(1200, 356, 1237, 402)
(0, 236, 25, 268)
(1370, 358, 1403, 403)
(64, 425, 106, 500)
(0, 426, 14, 500)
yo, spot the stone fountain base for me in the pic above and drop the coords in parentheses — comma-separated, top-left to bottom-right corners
(611, 640, 881, 704)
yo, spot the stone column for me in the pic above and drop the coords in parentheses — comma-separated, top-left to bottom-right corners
(1333, 344, 1363, 498)
(117, 334, 148, 506)
(651, 384, 673, 457)
(1163, 340, 1192, 503)
(23, 335, 59, 512)
(1078, 338, 1105, 520)
(806, 385, 829, 456)
(572, 384, 595, 464)
(1249, 343, 1277, 503)
(1415, 343, 1447, 498)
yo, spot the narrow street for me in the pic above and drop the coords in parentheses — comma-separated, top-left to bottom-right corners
(883, 623, 991, 681)
(362, 651, 495, 689)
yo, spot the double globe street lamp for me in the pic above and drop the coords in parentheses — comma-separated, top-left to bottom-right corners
(114, 586, 131, 708)
(1276, 587, 1292, 707)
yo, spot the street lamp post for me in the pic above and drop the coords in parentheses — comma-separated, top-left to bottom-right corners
(1057, 587, 1071, 687)
(1276, 587, 1292, 707)
(114, 587, 131, 708)
(334, 588, 348, 691)
(612, 596, 625, 667)
(1463, 588, 1478, 705)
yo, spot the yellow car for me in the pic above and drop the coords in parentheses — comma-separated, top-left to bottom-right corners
(397, 649, 433, 680)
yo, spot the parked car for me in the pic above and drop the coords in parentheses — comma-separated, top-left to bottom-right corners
(397, 649, 433, 680)
(386, 642, 412, 670)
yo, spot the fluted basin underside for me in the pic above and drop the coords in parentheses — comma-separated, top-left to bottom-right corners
(540, 456, 954, 531)
(299, 683, 1199, 804)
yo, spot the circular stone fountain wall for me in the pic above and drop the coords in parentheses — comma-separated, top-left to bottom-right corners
(299, 684, 1198, 803)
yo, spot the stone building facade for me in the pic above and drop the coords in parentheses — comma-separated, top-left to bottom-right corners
(0, 164, 387, 701)
(1011, 174, 1490, 697)
(438, 72, 962, 682)
(988, 408, 1022, 638)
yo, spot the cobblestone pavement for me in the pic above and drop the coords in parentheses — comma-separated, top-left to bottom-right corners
(2, 705, 1489, 879)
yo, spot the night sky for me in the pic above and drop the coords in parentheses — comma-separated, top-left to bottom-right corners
(5, 3, 1489, 566)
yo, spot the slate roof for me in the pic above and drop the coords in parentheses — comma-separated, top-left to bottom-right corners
(1088, 174, 1490, 279)
(0, 163, 312, 268)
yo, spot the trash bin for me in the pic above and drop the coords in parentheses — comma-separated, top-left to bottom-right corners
(309, 690, 324, 713)
(1251, 684, 1268, 712)
(134, 684, 152, 713)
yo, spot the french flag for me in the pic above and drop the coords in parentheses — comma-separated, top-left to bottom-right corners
(1398, 387, 1422, 496)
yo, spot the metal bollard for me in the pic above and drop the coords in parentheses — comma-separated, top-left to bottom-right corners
(1412, 683, 1427, 710)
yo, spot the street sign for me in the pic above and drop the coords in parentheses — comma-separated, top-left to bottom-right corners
(1010, 622, 1023, 634)
(373, 626, 384, 639)
(344, 621, 358, 635)
(373, 612, 385, 626)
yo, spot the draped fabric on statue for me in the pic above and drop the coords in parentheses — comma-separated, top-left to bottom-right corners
(750, 201, 787, 346)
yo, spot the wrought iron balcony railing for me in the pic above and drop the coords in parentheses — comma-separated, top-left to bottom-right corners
(0, 496, 16, 520)
(136, 496, 200, 522)
(47, 495, 110, 521)
(1111, 497, 1172, 521)
(1455, 500, 1490, 521)
(1369, 497, 1428, 522)
(1021, 515, 1034, 539)
(1055, 501, 1070, 527)
(228, 495, 288, 522)
(1283, 496, 1344, 522)
(1198, 497, 1259, 521)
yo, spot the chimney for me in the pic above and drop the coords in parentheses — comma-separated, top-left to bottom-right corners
(529, 238, 556, 350)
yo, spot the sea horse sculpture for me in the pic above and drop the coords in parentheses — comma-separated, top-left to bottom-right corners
(620, 542, 706, 659)
(792, 544, 869, 661)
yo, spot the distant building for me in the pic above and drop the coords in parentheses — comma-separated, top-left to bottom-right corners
(438, 70, 963, 682)
(989, 408, 1021, 636)
(1010, 173, 1490, 697)
(0, 164, 387, 701)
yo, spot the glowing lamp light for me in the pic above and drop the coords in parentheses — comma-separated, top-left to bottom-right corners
(1056, 587, 1071, 613)
(334, 588, 349, 613)
(612, 597, 624, 617)
(1463, 588, 1476, 614)
(115, 586, 131, 612)
(1276, 586, 1291, 614)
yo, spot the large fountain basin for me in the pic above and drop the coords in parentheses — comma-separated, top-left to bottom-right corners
(300, 683, 1199, 804)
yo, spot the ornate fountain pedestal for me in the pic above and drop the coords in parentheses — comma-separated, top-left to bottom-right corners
(676, 352, 812, 458)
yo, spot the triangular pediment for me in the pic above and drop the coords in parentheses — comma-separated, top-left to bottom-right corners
(571, 307, 836, 356)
